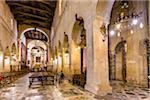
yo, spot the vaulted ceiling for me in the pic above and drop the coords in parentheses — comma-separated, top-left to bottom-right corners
(6, 0, 57, 29)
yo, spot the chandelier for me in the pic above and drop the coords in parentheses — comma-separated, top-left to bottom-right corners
(109, 0, 143, 37)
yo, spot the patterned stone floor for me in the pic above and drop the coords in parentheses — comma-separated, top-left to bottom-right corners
(94, 81, 150, 100)
(0, 73, 95, 100)
(0, 73, 150, 100)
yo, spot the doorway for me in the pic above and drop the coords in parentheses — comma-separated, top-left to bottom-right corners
(114, 40, 127, 82)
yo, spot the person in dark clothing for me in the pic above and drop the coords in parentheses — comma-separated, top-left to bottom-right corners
(60, 71, 64, 79)
(57, 70, 64, 84)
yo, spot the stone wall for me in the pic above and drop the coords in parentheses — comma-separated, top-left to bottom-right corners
(0, 1, 18, 72)
(109, 1, 148, 86)
(51, 0, 150, 95)
(51, 0, 115, 95)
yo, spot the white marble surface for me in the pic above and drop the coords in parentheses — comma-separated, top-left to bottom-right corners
(0, 74, 150, 100)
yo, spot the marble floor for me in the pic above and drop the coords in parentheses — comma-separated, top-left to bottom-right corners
(0, 73, 150, 100)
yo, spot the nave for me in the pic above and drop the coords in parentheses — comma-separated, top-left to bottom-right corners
(0, 0, 150, 99)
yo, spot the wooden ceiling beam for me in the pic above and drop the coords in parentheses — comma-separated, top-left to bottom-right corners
(14, 11, 48, 20)
(19, 22, 50, 29)
(19, 19, 49, 25)
(37, 1, 56, 9)
(15, 15, 50, 22)
(9, 2, 53, 15)
(39, 1, 50, 5)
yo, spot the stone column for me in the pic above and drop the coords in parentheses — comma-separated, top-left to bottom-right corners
(85, 16, 112, 96)
(85, 17, 95, 93)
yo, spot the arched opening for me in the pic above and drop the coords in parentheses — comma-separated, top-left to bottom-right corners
(108, 0, 148, 86)
(71, 16, 87, 74)
(27, 40, 47, 71)
(114, 39, 127, 82)
(53, 46, 58, 73)
(62, 33, 70, 77)
(20, 28, 49, 43)
(10, 43, 18, 71)
(57, 40, 63, 72)
(71, 15, 87, 87)
(19, 28, 49, 71)
(4, 47, 11, 72)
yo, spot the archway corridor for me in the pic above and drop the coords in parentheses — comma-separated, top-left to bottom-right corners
(0, 0, 150, 100)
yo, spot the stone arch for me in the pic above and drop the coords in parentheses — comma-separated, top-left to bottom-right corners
(71, 14, 87, 76)
(85, 0, 115, 95)
(62, 33, 70, 76)
(108, 0, 148, 86)
(96, 0, 114, 24)
(115, 40, 126, 54)
(114, 40, 127, 82)
(27, 40, 47, 68)
(72, 15, 85, 46)
(20, 28, 50, 42)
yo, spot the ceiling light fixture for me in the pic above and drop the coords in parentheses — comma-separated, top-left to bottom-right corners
(117, 32, 120, 37)
(139, 23, 144, 28)
(116, 24, 121, 29)
(110, 30, 115, 36)
(132, 19, 138, 25)
(130, 30, 133, 34)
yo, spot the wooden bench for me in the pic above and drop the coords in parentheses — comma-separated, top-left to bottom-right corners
(0, 71, 28, 88)
(73, 74, 86, 88)
(28, 72, 55, 88)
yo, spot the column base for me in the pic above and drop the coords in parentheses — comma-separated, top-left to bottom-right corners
(85, 83, 112, 96)
(97, 83, 112, 96)
(85, 83, 99, 94)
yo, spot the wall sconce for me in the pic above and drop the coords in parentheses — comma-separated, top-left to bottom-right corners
(100, 24, 107, 42)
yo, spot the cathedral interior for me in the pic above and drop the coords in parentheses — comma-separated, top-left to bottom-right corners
(0, 0, 150, 100)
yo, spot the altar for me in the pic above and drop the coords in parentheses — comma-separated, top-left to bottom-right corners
(34, 64, 41, 71)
